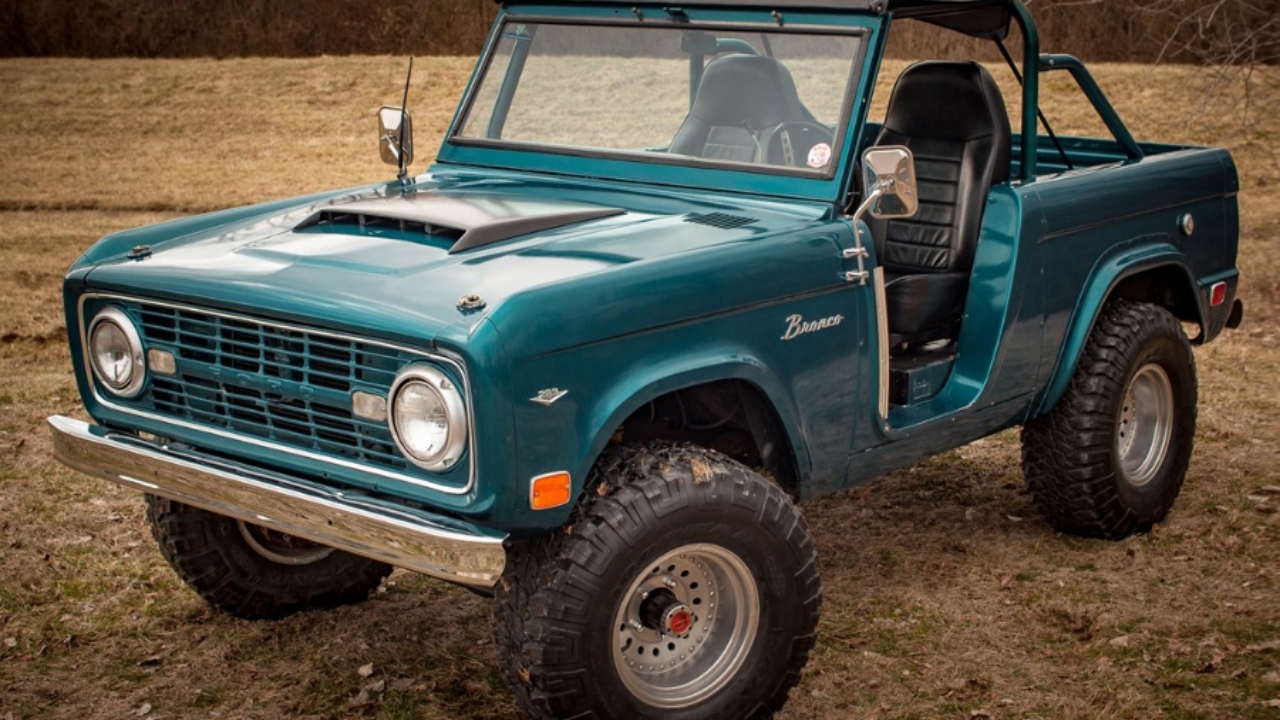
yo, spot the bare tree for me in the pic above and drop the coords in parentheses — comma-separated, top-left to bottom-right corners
(0, 0, 1274, 70)
(1029, 0, 1278, 122)
(1145, 0, 1277, 122)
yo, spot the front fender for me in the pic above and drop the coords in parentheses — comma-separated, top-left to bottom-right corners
(502, 342, 812, 534)
(491, 253, 870, 533)
(579, 353, 810, 488)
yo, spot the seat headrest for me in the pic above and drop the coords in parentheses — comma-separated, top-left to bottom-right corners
(689, 54, 807, 132)
(883, 61, 1010, 142)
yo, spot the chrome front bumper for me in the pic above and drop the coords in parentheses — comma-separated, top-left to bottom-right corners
(48, 416, 506, 589)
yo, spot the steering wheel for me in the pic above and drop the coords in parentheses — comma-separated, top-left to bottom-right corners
(764, 121, 835, 169)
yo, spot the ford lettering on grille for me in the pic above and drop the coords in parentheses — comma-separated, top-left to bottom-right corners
(117, 302, 430, 475)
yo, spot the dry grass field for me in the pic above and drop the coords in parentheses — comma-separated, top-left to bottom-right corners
(0, 56, 1277, 720)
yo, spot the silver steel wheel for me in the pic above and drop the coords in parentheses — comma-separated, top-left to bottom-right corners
(611, 543, 760, 709)
(237, 522, 335, 565)
(1116, 363, 1174, 487)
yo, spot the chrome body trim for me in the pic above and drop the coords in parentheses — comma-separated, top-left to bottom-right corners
(48, 415, 506, 589)
(530, 388, 569, 406)
(76, 293, 477, 496)
(873, 266, 890, 420)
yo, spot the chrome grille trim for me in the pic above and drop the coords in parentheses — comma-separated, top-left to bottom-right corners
(77, 293, 476, 496)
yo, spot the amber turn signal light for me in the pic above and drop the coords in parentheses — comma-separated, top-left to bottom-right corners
(530, 472, 572, 510)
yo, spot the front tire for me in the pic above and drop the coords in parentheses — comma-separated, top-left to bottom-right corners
(1022, 299, 1197, 539)
(494, 444, 821, 720)
(146, 496, 393, 619)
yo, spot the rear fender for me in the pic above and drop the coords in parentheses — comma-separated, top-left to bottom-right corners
(1034, 245, 1203, 417)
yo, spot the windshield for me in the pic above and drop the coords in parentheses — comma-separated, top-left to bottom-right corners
(454, 21, 865, 176)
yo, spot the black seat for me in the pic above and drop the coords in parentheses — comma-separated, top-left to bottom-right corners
(867, 61, 1011, 347)
(669, 54, 813, 163)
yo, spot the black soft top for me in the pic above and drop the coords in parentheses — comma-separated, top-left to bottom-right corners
(500, 0, 1014, 38)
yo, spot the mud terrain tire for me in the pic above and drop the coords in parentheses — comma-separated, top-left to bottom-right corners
(146, 496, 393, 619)
(494, 443, 821, 720)
(1022, 299, 1197, 539)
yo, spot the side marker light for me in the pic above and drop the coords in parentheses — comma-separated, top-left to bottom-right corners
(530, 472, 572, 510)
(1209, 282, 1227, 307)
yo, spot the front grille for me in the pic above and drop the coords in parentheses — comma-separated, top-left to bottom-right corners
(138, 306, 400, 392)
(134, 304, 414, 472)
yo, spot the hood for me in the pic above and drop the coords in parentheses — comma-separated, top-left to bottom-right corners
(82, 169, 832, 348)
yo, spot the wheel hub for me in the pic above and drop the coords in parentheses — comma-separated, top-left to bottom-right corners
(639, 590, 695, 636)
(1116, 363, 1174, 487)
(665, 605, 694, 636)
(611, 544, 759, 709)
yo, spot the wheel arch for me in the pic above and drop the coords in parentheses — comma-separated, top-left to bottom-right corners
(578, 360, 810, 501)
(1035, 251, 1204, 418)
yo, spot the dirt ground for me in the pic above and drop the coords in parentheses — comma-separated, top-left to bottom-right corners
(0, 56, 1276, 720)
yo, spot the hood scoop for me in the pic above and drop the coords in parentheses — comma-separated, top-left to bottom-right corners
(297, 208, 465, 243)
(295, 193, 625, 254)
(684, 212, 758, 230)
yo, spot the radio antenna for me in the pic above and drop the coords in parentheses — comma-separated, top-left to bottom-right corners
(397, 57, 414, 182)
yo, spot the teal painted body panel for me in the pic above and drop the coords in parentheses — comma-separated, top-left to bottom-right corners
(58, 0, 1241, 539)
(1028, 147, 1238, 415)
(73, 184, 398, 269)
(843, 185, 1043, 484)
(492, 223, 864, 510)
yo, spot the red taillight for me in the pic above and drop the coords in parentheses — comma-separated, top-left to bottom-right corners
(1210, 282, 1228, 307)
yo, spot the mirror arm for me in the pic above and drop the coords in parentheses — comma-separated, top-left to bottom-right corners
(842, 182, 889, 285)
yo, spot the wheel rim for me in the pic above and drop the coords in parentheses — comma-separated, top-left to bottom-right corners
(1116, 363, 1174, 487)
(611, 544, 760, 709)
(237, 522, 335, 565)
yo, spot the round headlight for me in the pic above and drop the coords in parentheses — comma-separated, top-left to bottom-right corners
(88, 307, 146, 398)
(388, 365, 468, 471)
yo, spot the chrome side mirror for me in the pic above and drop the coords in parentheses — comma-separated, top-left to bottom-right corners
(378, 106, 414, 168)
(860, 146, 918, 219)
(842, 146, 919, 286)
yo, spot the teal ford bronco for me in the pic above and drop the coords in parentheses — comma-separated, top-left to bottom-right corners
(50, 0, 1244, 717)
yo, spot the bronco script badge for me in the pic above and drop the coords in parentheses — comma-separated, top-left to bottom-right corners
(781, 313, 844, 341)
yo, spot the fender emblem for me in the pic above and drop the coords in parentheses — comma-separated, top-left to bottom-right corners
(531, 388, 569, 406)
(781, 313, 844, 341)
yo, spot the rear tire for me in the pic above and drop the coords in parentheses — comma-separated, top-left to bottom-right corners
(146, 496, 393, 619)
(1022, 299, 1197, 539)
(494, 443, 820, 720)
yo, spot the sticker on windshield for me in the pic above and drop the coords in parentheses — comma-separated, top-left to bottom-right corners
(807, 143, 832, 169)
